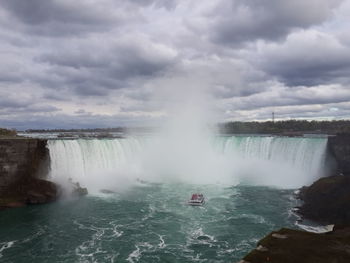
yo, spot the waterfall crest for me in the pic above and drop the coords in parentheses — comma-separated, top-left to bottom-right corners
(48, 136, 328, 189)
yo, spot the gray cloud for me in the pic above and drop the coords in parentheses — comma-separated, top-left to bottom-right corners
(0, 95, 60, 116)
(0, 97, 28, 109)
(1, 1, 103, 36)
(0, 0, 145, 37)
(255, 31, 350, 86)
(128, 0, 178, 9)
(0, 0, 179, 37)
(207, 0, 342, 45)
(0, 0, 349, 129)
(224, 85, 350, 112)
(35, 36, 178, 96)
(2, 0, 108, 25)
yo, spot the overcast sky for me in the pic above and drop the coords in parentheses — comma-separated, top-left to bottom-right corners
(0, 0, 350, 130)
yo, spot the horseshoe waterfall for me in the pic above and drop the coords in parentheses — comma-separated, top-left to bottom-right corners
(1, 135, 330, 263)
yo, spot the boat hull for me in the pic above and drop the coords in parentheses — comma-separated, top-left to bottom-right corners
(187, 200, 205, 206)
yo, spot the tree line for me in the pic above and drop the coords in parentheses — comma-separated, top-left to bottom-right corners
(2, 120, 350, 136)
(0, 128, 17, 137)
(218, 120, 350, 135)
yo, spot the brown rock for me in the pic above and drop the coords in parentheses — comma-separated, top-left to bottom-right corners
(297, 175, 350, 225)
(4, 201, 25, 208)
(242, 228, 350, 263)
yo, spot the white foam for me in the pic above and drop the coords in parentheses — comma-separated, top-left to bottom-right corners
(0, 241, 16, 258)
(111, 224, 123, 238)
(157, 234, 166, 249)
(296, 221, 334, 233)
(126, 246, 141, 263)
(126, 242, 154, 263)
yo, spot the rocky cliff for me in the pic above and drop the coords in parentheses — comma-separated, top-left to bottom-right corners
(297, 175, 350, 225)
(240, 227, 350, 263)
(0, 138, 58, 209)
(328, 133, 350, 175)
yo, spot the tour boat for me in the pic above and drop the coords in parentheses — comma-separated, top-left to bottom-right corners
(188, 193, 205, 206)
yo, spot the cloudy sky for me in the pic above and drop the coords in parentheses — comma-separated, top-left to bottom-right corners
(0, 0, 350, 129)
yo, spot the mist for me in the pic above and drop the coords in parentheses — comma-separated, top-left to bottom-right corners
(139, 87, 236, 185)
(47, 79, 329, 193)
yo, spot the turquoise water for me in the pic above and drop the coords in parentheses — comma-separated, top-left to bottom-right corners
(0, 183, 298, 263)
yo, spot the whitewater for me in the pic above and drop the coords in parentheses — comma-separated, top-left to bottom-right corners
(48, 135, 328, 190)
(0, 135, 329, 262)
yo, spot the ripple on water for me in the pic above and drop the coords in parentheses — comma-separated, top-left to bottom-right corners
(0, 184, 299, 263)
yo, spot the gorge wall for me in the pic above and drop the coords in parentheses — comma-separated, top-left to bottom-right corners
(328, 133, 350, 175)
(0, 138, 58, 209)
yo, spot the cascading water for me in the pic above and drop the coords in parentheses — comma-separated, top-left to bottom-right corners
(48, 135, 328, 190)
(48, 137, 146, 192)
(2, 134, 330, 263)
(214, 136, 328, 187)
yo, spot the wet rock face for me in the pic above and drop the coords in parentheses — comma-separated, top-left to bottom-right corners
(0, 139, 58, 209)
(328, 134, 350, 175)
(0, 139, 48, 192)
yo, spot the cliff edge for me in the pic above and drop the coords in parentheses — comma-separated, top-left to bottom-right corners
(328, 133, 350, 175)
(0, 138, 58, 209)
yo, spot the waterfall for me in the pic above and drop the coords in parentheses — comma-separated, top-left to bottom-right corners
(48, 136, 328, 189)
(48, 138, 145, 191)
(214, 136, 328, 181)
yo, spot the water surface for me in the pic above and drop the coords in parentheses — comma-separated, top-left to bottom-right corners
(0, 183, 298, 263)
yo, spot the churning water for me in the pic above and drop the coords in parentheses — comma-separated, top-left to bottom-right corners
(0, 135, 329, 262)
(1, 184, 299, 262)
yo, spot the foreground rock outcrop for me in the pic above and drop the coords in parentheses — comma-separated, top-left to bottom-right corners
(241, 227, 350, 263)
(297, 175, 350, 225)
(0, 138, 59, 209)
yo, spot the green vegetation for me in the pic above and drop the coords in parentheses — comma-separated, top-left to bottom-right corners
(0, 128, 17, 137)
(25, 127, 125, 133)
(7, 120, 350, 135)
(219, 120, 350, 135)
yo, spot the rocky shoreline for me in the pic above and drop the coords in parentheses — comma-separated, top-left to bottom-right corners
(240, 133, 350, 262)
(240, 227, 350, 263)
